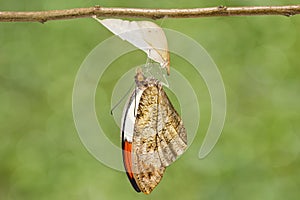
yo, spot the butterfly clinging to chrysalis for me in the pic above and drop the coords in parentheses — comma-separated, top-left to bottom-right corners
(121, 68, 187, 194)
(94, 17, 187, 194)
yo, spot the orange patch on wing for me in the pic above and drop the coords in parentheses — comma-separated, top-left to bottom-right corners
(123, 141, 134, 179)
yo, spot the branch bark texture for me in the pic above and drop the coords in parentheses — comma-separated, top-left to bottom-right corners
(1, 5, 300, 23)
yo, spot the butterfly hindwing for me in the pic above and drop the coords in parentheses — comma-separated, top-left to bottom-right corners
(156, 84, 187, 167)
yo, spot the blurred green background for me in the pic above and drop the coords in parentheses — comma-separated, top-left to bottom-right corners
(1, 0, 300, 199)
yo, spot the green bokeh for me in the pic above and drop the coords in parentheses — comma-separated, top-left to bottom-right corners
(1, 1, 300, 199)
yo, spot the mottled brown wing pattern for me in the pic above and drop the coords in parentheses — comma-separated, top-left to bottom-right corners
(132, 82, 187, 194)
(156, 84, 187, 167)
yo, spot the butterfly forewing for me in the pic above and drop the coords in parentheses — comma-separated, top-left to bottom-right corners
(132, 81, 187, 194)
(132, 85, 165, 194)
(121, 88, 144, 193)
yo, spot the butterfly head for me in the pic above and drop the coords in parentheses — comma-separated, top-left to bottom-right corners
(135, 68, 147, 88)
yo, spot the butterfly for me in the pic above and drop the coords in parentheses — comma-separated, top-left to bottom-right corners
(121, 69, 187, 194)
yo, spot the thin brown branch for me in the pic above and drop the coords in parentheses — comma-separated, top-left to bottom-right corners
(1, 5, 300, 23)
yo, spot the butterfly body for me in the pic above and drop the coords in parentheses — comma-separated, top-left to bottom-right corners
(121, 70, 187, 194)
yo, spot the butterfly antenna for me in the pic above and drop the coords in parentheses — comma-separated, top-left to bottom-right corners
(110, 82, 135, 115)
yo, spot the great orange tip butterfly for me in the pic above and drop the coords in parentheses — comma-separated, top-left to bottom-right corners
(121, 68, 187, 194)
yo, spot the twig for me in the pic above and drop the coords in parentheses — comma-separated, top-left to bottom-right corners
(0, 5, 300, 23)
